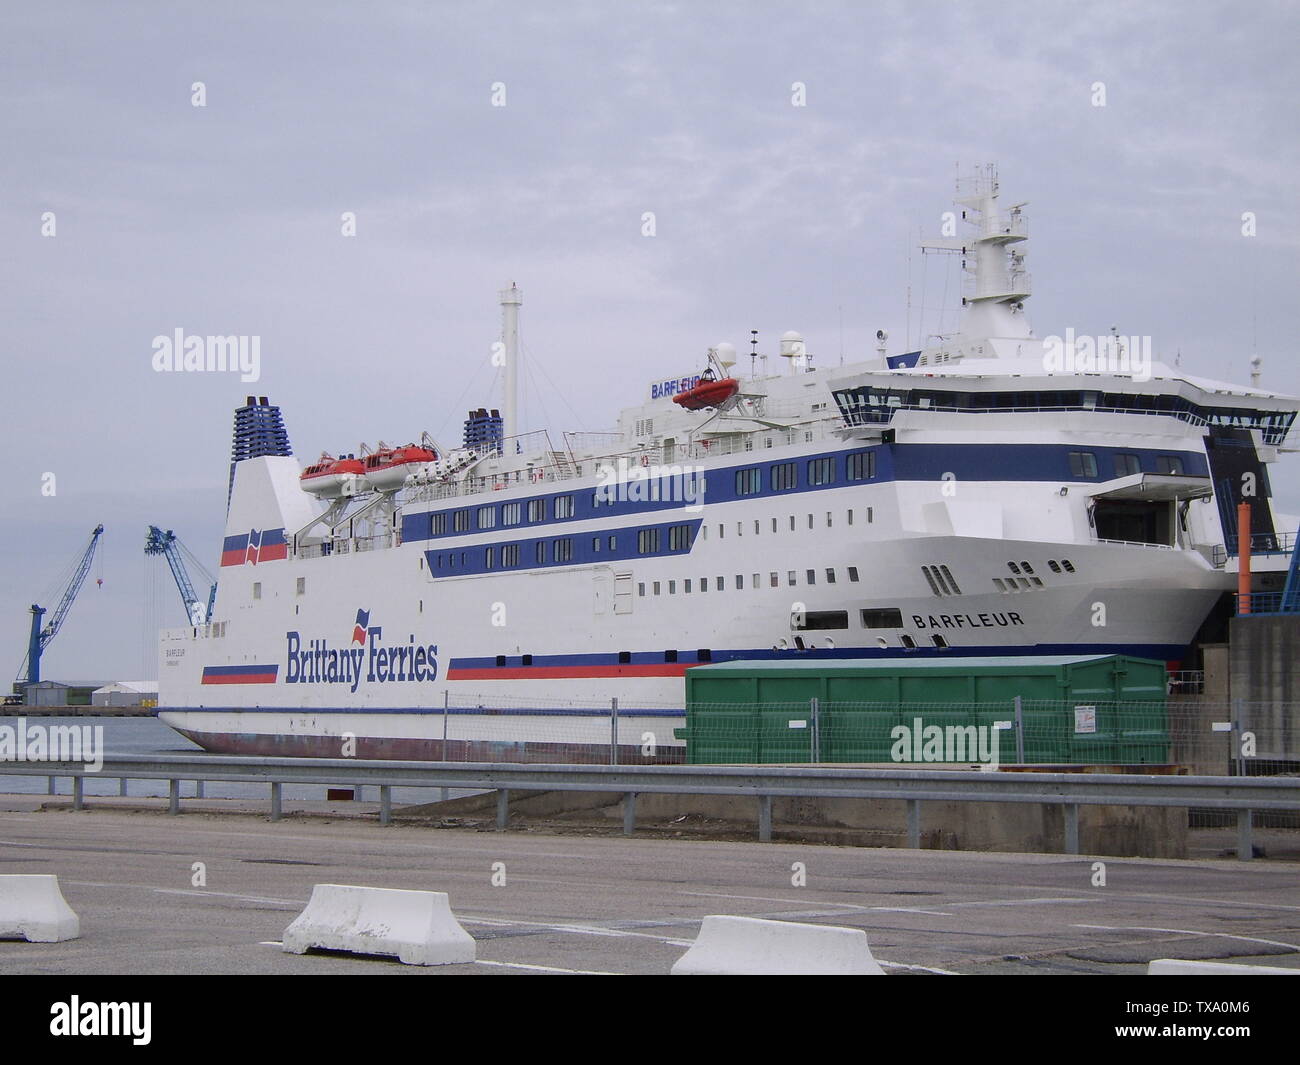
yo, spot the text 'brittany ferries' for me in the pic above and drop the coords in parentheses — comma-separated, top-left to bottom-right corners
(285, 609, 438, 692)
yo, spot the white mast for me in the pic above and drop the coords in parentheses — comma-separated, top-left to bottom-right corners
(499, 283, 522, 441)
(921, 165, 1033, 346)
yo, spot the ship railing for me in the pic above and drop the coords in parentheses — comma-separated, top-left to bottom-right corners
(840, 404, 1213, 431)
(1213, 531, 1297, 566)
(1090, 537, 1178, 550)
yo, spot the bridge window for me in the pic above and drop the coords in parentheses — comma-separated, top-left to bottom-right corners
(527, 499, 546, 522)
(1114, 453, 1141, 477)
(555, 495, 575, 519)
(453, 510, 471, 532)
(1156, 455, 1184, 475)
(477, 506, 497, 529)
(554, 538, 572, 562)
(637, 528, 662, 554)
(431, 513, 447, 535)
(502, 544, 519, 567)
(502, 503, 522, 527)
(1069, 452, 1098, 478)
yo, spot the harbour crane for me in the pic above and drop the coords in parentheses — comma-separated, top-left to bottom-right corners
(17, 524, 105, 687)
(145, 526, 217, 625)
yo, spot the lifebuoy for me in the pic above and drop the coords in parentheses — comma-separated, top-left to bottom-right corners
(640, 455, 649, 467)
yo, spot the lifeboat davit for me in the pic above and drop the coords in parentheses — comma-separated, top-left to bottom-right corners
(673, 376, 740, 411)
(300, 454, 366, 498)
(362, 444, 438, 491)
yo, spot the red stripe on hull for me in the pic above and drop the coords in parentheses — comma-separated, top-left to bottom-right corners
(200, 673, 279, 685)
(446, 664, 690, 680)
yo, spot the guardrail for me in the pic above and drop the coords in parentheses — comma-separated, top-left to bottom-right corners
(6, 755, 1298, 861)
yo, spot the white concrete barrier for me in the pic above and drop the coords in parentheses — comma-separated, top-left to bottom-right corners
(672, 915, 885, 975)
(282, 884, 475, 966)
(0, 874, 81, 943)
(1148, 958, 1300, 975)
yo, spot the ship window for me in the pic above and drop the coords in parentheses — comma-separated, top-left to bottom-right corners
(789, 515, 796, 531)
(867, 507, 873, 523)
(431, 513, 447, 535)
(808, 514, 814, 529)
(993, 577, 1007, 592)
(638, 583, 646, 597)
(535, 542, 547, 565)
(592, 537, 600, 552)
(794, 610, 849, 631)
(788, 570, 797, 585)
(718, 524, 725, 538)
(770, 572, 779, 587)
(1114, 453, 1141, 478)
(922, 566, 942, 596)
(735, 574, 744, 589)
(522, 654, 533, 666)
(555, 495, 575, 519)
(847, 510, 853, 525)
(1156, 455, 1184, 475)
(1047, 559, 1060, 573)
(699, 577, 707, 593)
(554, 538, 572, 562)
(900, 634, 917, 649)
(665, 649, 678, 663)
(1062, 559, 1076, 572)
(1007, 561, 1021, 574)
(252, 582, 261, 600)
(770, 462, 797, 491)
(668, 580, 676, 594)
(477, 506, 497, 529)
(618, 651, 631, 664)
(637, 528, 662, 554)
(502, 544, 519, 566)
(608, 535, 617, 550)
(846, 450, 875, 481)
(527, 499, 546, 522)
(735, 467, 762, 495)
(296, 577, 305, 596)
(737, 522, 743, 536)
(1068, 451, 1098, 478)
(772, 518, 778, 532)
(716, 576, 725, 590)
(939, 565, 962, 594)
(684, 579, 692, 593)
(848, 567, 859, 582)
(1019, 561, 1034, 574)
(1030, 577, 1044, 587)
(807, 457, 835, 486)
(805, 569, 816, 585)
(825, 568, 836, 584)
(752, 573, 760, 589)
(755, 520, 761, 534)
(653, 581, 661, 595)
(495, 655, 506, 667)
(827, 512, 833, 527)
(485, 547, 495, 569)
(861, 608, 903, 628)
(932, 634, 948, 648)
(502, 503, 521, 526)
(697, 648, 713, 662)
(453, 509, 471, 532)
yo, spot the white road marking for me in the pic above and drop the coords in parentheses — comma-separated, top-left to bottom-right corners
(463, 914, 694, 946)
(476, 959, 620, 975)
(877, 960, 962, 975)
(679, 890, 953, 916)
(1073, 924, 1300, 952)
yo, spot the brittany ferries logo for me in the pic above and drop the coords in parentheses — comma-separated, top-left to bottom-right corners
(285, 609, 438, 692)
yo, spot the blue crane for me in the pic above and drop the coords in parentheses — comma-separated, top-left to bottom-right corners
(19, 524, 105, 686)
(145, 526, 217, 625)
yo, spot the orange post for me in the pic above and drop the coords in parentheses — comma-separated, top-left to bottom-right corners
(1237, 502, 1252, 615)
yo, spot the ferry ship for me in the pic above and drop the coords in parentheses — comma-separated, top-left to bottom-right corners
(158, 171, 1298, 761)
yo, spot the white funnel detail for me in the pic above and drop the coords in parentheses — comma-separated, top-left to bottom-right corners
(499, 283, 522, 441)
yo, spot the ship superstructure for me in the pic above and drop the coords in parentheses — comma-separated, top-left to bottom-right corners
(159, 172, 1298, 760)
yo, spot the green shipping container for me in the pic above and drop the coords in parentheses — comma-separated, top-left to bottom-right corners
(675, 655, 1169, 766)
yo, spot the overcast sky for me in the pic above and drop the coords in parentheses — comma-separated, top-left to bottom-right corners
(3, 0, 1297, 683)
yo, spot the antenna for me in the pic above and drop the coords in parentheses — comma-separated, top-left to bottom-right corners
(750, 330, 758, 379)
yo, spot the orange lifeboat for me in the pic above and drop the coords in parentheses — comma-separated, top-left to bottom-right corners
(362, 444, 438, 491)
(673, 374, 740, 411)
(300, 453, 365, 498)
